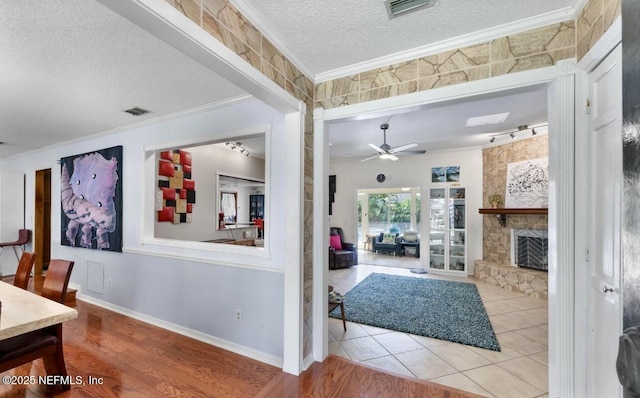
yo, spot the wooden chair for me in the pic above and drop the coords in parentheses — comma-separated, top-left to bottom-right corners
(42, 259, 75, 304)
(0, 259, 75, 393)
(13, 251, 36, 290)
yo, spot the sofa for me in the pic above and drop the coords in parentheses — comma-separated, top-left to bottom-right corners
(329, 227, 358, 269)
(372, 232, 400, 255)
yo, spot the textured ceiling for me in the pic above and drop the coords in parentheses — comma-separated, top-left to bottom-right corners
(0, 0, 244, 159)
(1, 0, 579, 160)
(236, 0, 579, 76)
(328, 84, 550, 161)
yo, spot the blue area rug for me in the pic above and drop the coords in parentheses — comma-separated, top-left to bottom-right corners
(330, 273, 500, 351)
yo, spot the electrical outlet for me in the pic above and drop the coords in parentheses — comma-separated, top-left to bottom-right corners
(235, 309, 242, 321)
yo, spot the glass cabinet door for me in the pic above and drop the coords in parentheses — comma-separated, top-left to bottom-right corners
(448, 187, 466, 272)
(429, 189, 446, 270)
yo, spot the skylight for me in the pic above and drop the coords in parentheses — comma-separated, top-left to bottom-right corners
(465, 112, 510, 127)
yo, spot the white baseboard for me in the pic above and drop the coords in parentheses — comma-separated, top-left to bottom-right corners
(303, 353, 315, 371)
(76, 293, 284, 369)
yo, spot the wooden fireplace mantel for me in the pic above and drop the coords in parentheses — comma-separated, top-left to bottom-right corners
(478, 208, 548, 226)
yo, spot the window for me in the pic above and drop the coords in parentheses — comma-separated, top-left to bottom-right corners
(357, 187, 421, 248)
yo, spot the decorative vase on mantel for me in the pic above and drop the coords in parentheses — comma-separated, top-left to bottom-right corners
(488, 194, 502, 209)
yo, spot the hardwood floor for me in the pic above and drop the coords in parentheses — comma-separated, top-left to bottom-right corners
(257, 355, 485, 398)
(1, 290, 486, 397)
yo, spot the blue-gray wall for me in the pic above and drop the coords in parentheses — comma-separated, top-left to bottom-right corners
(1, 98, 287, 361)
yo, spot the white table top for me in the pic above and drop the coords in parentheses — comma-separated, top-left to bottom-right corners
(0, 282, 78, 340)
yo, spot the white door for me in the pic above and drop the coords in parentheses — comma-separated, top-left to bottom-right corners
(587, 43, 623, 398)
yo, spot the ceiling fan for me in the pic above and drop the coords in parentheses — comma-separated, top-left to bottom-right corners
(361, 123, 426, 162)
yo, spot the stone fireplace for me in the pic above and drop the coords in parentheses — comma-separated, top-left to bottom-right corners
(511, 229, 548, 271)
(478, 134, 549, 299)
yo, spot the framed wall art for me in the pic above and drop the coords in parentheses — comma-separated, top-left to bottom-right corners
(157, 149, 196, 223)
(432, 167, 445, 182)
(505, 157, 549, 208)
(60, 146, 123, 251)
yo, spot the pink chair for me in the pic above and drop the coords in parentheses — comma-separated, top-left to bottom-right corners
(0, 229, 31, 263)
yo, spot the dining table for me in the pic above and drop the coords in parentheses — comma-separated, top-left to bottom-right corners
(0, 281, 78, 391)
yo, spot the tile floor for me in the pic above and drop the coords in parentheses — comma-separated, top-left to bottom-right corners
(328, 252, 549, 398)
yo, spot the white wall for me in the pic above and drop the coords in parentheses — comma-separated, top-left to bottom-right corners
(0, 172, 25, 276)
(329, 147, 483, 275)
(0, 98, 286, 362)
(154, 143, 265, 242)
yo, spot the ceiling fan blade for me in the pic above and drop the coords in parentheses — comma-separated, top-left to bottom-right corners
(399, 150, 427, 155)
(388, 154, 399, 161)
(368, 143, 385, 153)
(360, 155, 380, 162)
(389, 143, 418, 153)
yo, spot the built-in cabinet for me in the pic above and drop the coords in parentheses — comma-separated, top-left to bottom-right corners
(429, 187, 466, 273)
(249, 194, 264, 221)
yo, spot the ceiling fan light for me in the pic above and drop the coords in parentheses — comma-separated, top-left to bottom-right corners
(380, 153, 391, 160)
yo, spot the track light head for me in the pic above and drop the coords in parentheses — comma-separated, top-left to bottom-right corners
(531, 128, 537, 136)
(489, 136, 495, 143)
(510, 132, 516, 139)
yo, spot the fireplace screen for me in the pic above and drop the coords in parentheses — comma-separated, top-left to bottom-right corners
(511, 229, 548, 271)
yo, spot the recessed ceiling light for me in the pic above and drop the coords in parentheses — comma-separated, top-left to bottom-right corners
(465, 112, 510, 127)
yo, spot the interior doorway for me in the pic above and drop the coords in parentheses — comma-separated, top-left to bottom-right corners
(313, 62, 580, 395)
(34, 168, 51, 276)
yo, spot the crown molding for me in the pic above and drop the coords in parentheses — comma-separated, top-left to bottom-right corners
(231, 0, 316, 81)
(221, 1, 586, 84)
(315, 6, 577, 83)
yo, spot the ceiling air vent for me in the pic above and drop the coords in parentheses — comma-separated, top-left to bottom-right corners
(123, 107, 151, 116)
(385, 0, 435, 19)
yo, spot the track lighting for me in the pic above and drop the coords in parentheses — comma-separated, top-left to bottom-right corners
(487, 124, 547, 143)
(225, 142, 250, 157)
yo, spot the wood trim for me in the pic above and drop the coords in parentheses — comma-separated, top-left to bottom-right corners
(34, 169, 51, 276)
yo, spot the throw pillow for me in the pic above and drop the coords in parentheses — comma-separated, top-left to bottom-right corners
(382, 233, 396, 244)
(329, 234, 342, 250)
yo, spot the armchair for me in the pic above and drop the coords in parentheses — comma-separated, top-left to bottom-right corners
(329, 227, 358, 269)
(398, 231, 420, 258)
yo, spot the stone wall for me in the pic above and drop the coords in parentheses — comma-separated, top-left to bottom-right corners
(577, 0, 621, 60)
(475, 260, 548, 299)
(315, 21, 576, 109)
(482, 135, 548, 266)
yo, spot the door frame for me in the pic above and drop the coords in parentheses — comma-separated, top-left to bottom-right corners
(313, 60, 577, 396)
(34, 168, 52, 276)
(574, 18, 623, 398)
